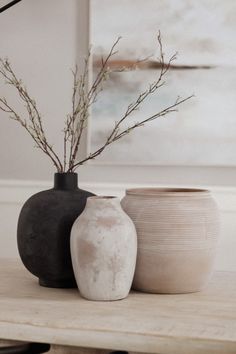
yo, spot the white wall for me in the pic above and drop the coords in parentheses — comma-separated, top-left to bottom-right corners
(0, 0, 236, 187)
(0, 0, 88, 180)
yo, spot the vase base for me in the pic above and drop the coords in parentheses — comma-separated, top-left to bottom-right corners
(39, 278, 77, 289)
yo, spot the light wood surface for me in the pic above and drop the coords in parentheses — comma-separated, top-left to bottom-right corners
(1, 260, 236, 354)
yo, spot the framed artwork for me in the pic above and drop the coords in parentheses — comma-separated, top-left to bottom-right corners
(89, 0, 236, 167)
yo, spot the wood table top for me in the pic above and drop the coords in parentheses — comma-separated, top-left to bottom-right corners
(0, 259, 236, 354)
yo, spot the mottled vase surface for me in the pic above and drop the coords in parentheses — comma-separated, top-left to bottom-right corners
(121, 188, 220, 294)
(71, 196, 137, 301)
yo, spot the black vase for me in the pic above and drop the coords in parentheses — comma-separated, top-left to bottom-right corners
(17, 173, 95, 288)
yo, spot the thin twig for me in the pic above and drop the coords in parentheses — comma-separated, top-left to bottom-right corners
(0, 97, 61, 170)
(68, 38, 122, 170)
(68, 31, 192, 171)
(69, 95, 193, 169)
(0, 32, 193, 172)
(0, 59, 63, 171)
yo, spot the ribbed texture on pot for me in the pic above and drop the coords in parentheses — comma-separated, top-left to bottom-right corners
(121, 188, 220, 294)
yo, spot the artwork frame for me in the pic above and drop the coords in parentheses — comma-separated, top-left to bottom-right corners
(85, 0, 236, 168)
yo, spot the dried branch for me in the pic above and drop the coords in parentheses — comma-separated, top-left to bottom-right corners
(0, 32, 193, 173)
(0, 97, 61, 170)
(69, 95, 193, 169)
(68, 32, 192, 171)
(0, 58, 63, 171)
(67, 37, 122, 171)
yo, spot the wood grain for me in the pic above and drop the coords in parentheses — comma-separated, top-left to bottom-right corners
(1, 259, 236, 354)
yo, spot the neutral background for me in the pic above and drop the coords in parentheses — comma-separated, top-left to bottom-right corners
(0, 0, 236, 185)
(0, 0, 236, 273)
(0, 0, 83, 181)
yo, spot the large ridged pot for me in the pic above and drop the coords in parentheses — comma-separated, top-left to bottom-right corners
(17, 173, 94, 288)
(121, 188, 220, 294)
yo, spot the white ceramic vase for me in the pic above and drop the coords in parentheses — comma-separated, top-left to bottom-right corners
(70, 196, 137, 301)
(121, 188, 220, 294)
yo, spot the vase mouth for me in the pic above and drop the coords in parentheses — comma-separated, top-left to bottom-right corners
(54, 172, 77, 175)
(87, 195, 120, 206)
(53, 172, 78, 190)
(125, 188, 210, 197)
(89, 196, 117, 199)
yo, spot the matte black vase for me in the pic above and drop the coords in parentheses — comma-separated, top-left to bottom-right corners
(17, 173, 95, 288)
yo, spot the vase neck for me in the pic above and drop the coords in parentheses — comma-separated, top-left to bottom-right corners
(53, 173, 78, 190)
(86, 196, 121, 210)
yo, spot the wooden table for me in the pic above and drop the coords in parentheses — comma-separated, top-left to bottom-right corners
(1, 260, 236, 354)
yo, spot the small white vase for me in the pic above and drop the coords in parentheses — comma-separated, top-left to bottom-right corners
(70, 196, 137, 301)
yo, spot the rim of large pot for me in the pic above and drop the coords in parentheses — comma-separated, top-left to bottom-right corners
(125, 188, 210, 197)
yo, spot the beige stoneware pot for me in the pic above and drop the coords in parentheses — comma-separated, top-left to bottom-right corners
(70, 196, 137, 301)
(121, 188, 220, 294)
